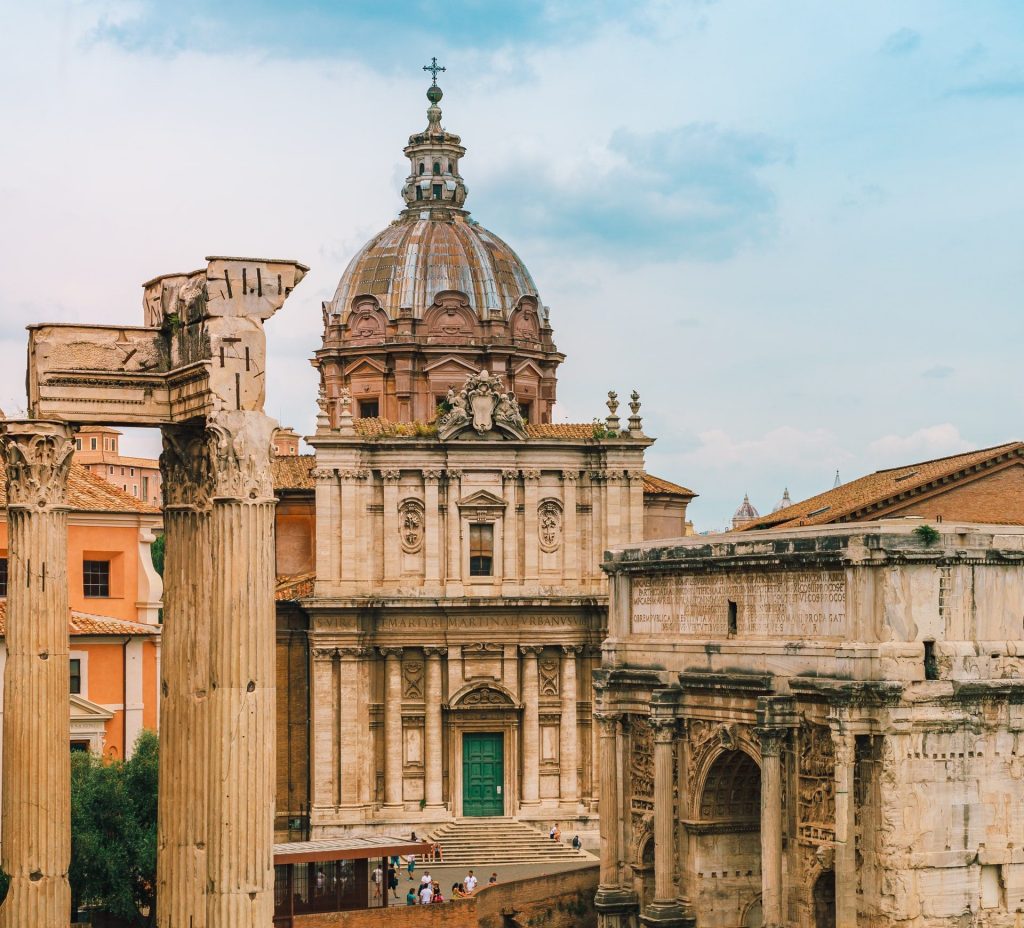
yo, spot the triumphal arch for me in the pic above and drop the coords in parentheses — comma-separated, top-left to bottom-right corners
(0, 255, 306, 927)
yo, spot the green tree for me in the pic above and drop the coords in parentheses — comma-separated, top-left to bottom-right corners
(150, 534, 165, 577)
(70, 730, 158, 926)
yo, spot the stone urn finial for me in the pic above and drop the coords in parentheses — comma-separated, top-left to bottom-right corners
(628, 390, 643, 435)
(605, 390, 620, 433)
(337, 387, 355, 435)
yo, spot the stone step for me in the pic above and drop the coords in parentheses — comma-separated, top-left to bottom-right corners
(417, 818, 594, 866)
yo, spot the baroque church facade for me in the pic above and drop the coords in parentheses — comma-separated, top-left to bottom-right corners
(272, 76, 694, 841)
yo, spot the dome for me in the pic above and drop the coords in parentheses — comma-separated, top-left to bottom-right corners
(330, 214, 540, 320)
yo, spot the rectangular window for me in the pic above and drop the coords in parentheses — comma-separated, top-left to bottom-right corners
(75, 438, 82, 451)
(143, 476, 150, 499)
(728, 600, 738, 636)
(90, 437, 97, 450)
(83, 560, 111, 598)
(358, 399, 380, 418)
(130, 467, 135, 477)
(70, 658, 81, 695)
(132, 485, 138, 497)
(518, 402, 531, 422)
(70, 741, 90, 753)
(469, 524, 494, 577)
(108, 465, 114, 475)
(0, 557, 7, 597)
(120, 467, 125, 476)
(432, 183, 443, 199)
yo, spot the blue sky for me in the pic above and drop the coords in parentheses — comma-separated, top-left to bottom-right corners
(1, 0, 1022, 529)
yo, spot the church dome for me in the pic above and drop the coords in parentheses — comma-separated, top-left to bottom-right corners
(331, 215, 540, 320)
(327, 74, 540, 322)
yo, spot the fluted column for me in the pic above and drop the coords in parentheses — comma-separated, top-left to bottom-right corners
(204, 411, 278, 928)
(594, 709, 635, 916)
(382, 470, 400, 584)
(559, 646, 581, 805)
(382, 648, 404, 808)
(423, 647, 446, 809)
(0, 421, 74, 928)
(639, 718, 687, 926)
(519, 646, 543, 806)
(423, 471, 442, 589)
(757, 727, 786, 928)
(157, 422, 213, 928)
(338, 648, 364, 808)
(832, 725, 857, 928)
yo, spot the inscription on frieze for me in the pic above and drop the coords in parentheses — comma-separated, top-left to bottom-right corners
(631, 570, 847, 638)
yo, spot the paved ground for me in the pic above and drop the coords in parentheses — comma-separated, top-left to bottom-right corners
(375, 858, 594, 904)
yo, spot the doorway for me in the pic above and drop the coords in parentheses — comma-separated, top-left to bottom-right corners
(813, 871, 836, 928)
(462, 732, 504, 816)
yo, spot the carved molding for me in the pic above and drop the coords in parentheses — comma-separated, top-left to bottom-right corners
(423, 646, 448, 658)
(1, 421, 76, 511)
(437, 369, 527, 441)
(379, 646, 404, 658)
(402, 660, 424, 699)
(539, 658, 559, 696)
(381, 469, 401, 482)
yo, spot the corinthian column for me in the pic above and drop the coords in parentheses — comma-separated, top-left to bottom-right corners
(832, 726, 857, 928)
(519, 646, 543, 807)
(381, 648, 404, 808)
(641, 717, 688, 927)
(594, 710, 634, 912)
(157, 423, 215, 928)
(204, 411, 278, 927)
(559, 646, 581, 806)
(757, 727, 786, 928)
(423, 647, 446, 809)
(0, 421, 74, 928)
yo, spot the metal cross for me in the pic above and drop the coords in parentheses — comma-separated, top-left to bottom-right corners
(423, 56, 446, 85)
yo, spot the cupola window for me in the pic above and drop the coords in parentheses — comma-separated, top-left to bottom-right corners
(433, 161, 441, 175)
(432, 183, 443, 199)
(415, 187, 423, 201)
(418, 163, 425, 175)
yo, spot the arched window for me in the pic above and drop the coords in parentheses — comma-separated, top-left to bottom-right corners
(433, 161, 441, 175)
(415, 187, 423, 201)
(418, 163, 425, 175)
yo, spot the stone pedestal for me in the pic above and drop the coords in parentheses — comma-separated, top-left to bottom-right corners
(0, 422, 75, 928)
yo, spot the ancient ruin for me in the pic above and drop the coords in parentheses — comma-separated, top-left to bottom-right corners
(0, 256, 306, 927)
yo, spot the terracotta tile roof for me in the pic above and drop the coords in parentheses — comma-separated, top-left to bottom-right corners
(0, 463, 159, 515)
(276, 573, 315, 601)
(739, 441, 1024, 531)
(0, 601, 159, 637)
(526, 423, 594, 439)
(643, 473, 696, 498)
(272, 455, 316, 491)
(79, 455, 160, 470)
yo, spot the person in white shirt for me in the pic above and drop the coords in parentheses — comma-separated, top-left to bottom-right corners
(464, 870, 478, 893)
(371, 865, 383, 900)
(421, 871, 432, 886)
(419, 882, 433, 904)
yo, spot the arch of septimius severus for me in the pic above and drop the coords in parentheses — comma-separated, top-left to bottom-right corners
(0, 255, 306, 927)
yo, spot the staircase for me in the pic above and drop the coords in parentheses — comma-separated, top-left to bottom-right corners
(424, 818, 596, 866)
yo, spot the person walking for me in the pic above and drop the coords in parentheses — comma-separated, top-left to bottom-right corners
(464, 870, 478, 894)
(406, 853, 417, 880)
(405, 886, 417, 906)
(419, 880, 433, 905)
(371, 863, 383, 901)
(387, 864, 399, 900)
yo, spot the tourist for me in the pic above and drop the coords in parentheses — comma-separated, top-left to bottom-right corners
(432, 841, 444, 862)
(405, 887, 417, 906)
(421, 870, 432, 888)
(387, 864, 399, 900)
(431, 881, 444, 903)
(489, 872, 498, 885)
(315, 868, 325, 895)
(371, 863, 383, 901)
(464, 869, 478, 894)
(549, 822, 561, 842)
(406, 852, 417, 880)
(452, 882, 466, 898)
(419, 880, 433, 905)
(571, 834, 581, 850)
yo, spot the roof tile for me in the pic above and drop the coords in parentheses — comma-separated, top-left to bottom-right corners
(0, 463, 160, 515)
(0, 601, 159, 637)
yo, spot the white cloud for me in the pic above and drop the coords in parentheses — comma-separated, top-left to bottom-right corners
(676, 426, 851, 471)
(867, 424, 974, 466)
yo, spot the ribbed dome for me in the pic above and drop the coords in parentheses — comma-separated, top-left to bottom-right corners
(330, 214, 539, 320)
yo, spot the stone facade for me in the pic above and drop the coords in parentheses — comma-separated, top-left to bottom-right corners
(598, 520, 1024, 928)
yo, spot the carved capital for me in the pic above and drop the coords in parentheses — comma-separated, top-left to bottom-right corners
(594, 711, 623, 735)
(311, 467, 336, 481)
(650, 716, 678, 743)
(1, 420, 76, 511)
(831, 731, 855, 767)
(519, 644, 545, 657)
(755, 727, 787, 757)
(379, 646, 404, 659)
(625, 469, 645, 482)
(561, 470, 580, 483)
(589, 470, 606, 482)
(446, 468, 463, 481)
(381, 469, 401, 483)
(501, 468, 520, 481)
(422, 468, 444, 482)
(423, 646, 448, 658)
(311, 647, 337, 660)
(522, 469, 541, 481)
(605, 471, 625, 483)
(561, 644, 584, 656)
(337, 646, 370, 659)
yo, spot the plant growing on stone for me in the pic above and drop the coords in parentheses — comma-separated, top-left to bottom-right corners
(913, 524, 941, 546)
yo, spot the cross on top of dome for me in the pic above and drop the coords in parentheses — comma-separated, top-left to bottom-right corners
(423, 56, 446, 85)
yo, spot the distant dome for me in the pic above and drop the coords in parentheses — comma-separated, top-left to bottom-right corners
(772, 488, 792, 512)
(732, 493, 760, 529)
(331, 216, 540, 320)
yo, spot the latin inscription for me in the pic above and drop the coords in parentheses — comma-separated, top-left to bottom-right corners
(631, 570, 846, 638)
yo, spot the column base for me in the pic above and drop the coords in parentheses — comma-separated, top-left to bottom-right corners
(639, 900, 694, 928)
(595, 886, 638, 914)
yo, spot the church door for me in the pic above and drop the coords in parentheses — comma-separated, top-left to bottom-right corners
(462, 732, 504, 816)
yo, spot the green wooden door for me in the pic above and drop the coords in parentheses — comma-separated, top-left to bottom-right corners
(462, 732, 504, 817)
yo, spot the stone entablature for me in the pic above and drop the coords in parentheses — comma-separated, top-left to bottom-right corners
(598, 520, 1024, 928)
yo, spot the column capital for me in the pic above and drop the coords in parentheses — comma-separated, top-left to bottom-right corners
(605, 470, 625, 483)
(501, 468, 520, 481)
(380, 469, 401, 483)
(561, 644, 584, 656)
(650, 716, 678, 742)
(1, 420, 76, 511)
(446, 468, 463, 480)
(625, 469, 645, 483)
(561, 469, 580, 483)
(755, 726, 788, 757)
(519, 644, 545, 657)
(422, 468, 444, 482)
(831, 729, 856, 766)
(338, 646, 371, 659)
(337, 467, 368, 481)
(522, 468, 541, 481)
(379, 646, 404, 658)
(423, 645, 448, 657)
(311, 647, 337, 660)
(589, 470, 606, 482)
(312, 466, 336, 481)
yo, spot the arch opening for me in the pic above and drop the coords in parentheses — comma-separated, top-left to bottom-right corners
(694, 749, 762, 927)
(813, 870, 836, 928)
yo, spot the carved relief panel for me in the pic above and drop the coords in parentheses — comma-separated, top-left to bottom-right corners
(399, 498, 425, 554)
(630, 716, 655, 823)
(538, 499, 563, 553)
(798, 721, 836, 844)
(539, 656, 560, 697)
(402, 658, 424, 700)
(462, 643, 503, 681)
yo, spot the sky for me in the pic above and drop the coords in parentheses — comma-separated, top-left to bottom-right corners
(1, 0, 1022, 530)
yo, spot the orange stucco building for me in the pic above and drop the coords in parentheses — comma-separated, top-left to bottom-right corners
(0, 462, 163, 759)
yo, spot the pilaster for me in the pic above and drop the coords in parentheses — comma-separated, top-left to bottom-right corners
(523, 470, 540, 586)
(0, 421, 75, 928)
(445, 470, 463, 595)
(562, 471, 578, 582)
(559, 645, 581, 806)
(338, 647, 368, 808)
(594, 709, 637, 920)
(382, 470, 400, 584)
(502, 469, 519, 590)
(831, 721, 857, 928)
(519, 645, 543, 806)
(381, 648, 404, 808)
(311, 648, 338, 810)
(423, 647, 446, 809)
(423, 470, 442, 590)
